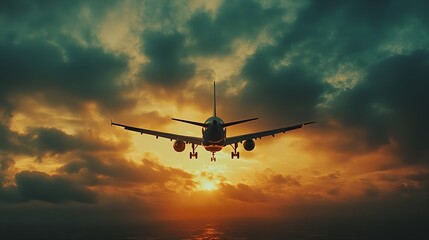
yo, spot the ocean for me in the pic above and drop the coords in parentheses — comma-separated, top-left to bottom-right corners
(0, 218, 424, 240)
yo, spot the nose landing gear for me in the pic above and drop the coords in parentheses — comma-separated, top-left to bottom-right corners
(210, 152, 216, 162)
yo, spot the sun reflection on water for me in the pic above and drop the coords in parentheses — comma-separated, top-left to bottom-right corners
(183, 222, 246, 240)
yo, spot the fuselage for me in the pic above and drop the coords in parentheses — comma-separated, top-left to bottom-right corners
(202, 116, 226, 152)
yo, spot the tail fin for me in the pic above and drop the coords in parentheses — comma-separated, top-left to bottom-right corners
(213, 81, 217, 117)
(223, 118, 258, 127)
(171, 118, 207, 127)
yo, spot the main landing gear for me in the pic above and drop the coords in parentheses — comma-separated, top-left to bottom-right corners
(231, 143, 240, 159)
(189, 143, 198, 159)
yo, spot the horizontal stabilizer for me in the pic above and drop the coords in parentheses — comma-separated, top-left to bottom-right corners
(172, 118, 207, 127)
(223, 118, 258, 127)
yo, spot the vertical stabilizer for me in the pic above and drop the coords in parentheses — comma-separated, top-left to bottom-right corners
(213, 81, 217, 117)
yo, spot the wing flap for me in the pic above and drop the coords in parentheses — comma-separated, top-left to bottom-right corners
(112, 122, 202, 145)
(225, 121, 315, 145)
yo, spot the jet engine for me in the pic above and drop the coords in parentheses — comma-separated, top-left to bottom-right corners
(243, 139, 255, 151)
(173, 140, 186, 152)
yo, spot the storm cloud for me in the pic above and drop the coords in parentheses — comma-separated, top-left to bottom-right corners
(0, 171, 97, 203)
(0, 38, 130, 113)
(0, 123, 124, 159)
(187, 0, 283, 56)
(140, 30, 195, 86)
(332, 50, 429, 164)
(59, 155, 196, 189)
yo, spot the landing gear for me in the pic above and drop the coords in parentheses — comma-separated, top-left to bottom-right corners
(190, 143, 198, 159)
(230, 143, 240, 159)
(210, 152, 216, 162)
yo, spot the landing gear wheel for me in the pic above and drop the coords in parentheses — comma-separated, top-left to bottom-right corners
(230, 142, 240, 159)
(189, 143, 198, 159)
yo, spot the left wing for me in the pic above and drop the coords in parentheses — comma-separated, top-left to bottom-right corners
(111, 122, 202, 145)
(225, 121, 315, 145)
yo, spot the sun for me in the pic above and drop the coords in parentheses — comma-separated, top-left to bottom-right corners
(199, 180, 218, 191)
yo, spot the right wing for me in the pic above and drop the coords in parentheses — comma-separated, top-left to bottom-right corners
(225, 121, 315, 145)
(111, 121, 202, 145)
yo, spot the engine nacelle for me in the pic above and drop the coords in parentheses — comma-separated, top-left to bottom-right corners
(173, 140, 186, 152)
(243, 139, 255, 151)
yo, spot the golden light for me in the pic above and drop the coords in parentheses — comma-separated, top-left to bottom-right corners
(199, 180, 218, 191)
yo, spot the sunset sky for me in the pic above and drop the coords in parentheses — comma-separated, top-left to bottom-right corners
(1, 0, 428, 239)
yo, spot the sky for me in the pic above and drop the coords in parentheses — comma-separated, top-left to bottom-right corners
(1, 0, 429, 239)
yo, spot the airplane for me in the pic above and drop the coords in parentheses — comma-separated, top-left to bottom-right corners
(112, 82, 315, 161)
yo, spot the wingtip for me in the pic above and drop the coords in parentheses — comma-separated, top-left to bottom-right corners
(302, 121, 316, 126)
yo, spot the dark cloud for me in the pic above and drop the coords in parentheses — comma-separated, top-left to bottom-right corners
(261, 168, 301, 187)
(219, 182, 267, 203)
(217, 0, 429, 128)
(0, 0, 130, 115)
(331, 50, 429, 164)
(0, 156, 15, 184)
(0, 38, 131, 113)
(407, 170, 429, 184)
(279, 0, 429, 67)
(241, 51, 328, 124)
(0, 122, 26, 155)
(0, 156, 14, 171)
(0, 0, 117, 29)
(0, 171, 97, 203)
(28, 127, 123, 158)
(186, 0, 283, 56)
(140, 30, 195, 86)
(59, 155, 195, 188)
(0, 124, 124, 159)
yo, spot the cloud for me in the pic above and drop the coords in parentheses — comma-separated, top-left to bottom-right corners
(186, 0, 283, 56)
(0, 156, 15, 184)
(0, 171, 97, 203)
(219, 182, 267, 203)
(260, 168, 301, 187)
(210, 0, 429, 128)
(0, 123, 125, 160)
(0, 154, 197, 204)
(236, 50, 329, 124)
(140, 30, 195, 86)
(331, 50, 429, 164)
(0, 38, 131, 113)
(59, 155, 196, 190)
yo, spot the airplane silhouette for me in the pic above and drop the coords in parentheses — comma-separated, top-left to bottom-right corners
(112, 82, 315, 161)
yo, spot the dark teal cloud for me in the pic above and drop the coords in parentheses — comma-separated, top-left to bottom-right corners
(140, 30, 195, 86)
(332, 50, 429, 163)
(0, 38, 131, 113)
(187, 0, 283, 56)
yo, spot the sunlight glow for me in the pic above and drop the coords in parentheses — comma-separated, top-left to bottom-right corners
(199, 181, 218, 191)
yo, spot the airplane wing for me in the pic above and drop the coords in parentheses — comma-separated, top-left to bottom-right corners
(225, 121, 315, 145)
(111, 121, 202, 145)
